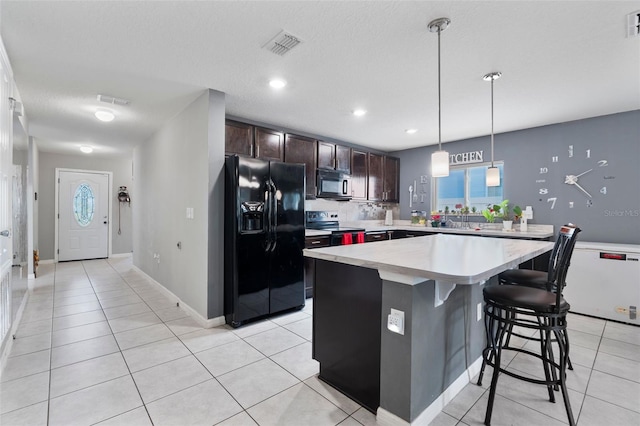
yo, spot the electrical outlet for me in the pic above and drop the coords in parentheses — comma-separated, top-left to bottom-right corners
(387, 308, 405, 335)
(477, 303, 483, 321)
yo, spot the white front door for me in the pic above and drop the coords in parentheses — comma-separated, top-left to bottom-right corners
(58, 171, 109, 261)
(0, 57, 14, 342)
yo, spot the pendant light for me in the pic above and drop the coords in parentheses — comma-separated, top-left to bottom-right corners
(483, 71, 502, 187)
(429, 17, 451, 178)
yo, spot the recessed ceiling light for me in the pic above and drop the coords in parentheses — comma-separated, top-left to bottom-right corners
(95, 109, 115, 122)
(352, 109, 367, 117)
(405, 129, 418, 134)
(269, 79, 287, 89)
(80, 146, 93, 154)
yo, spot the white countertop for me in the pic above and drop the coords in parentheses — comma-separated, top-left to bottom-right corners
(303, 233, 553, 285)
(304, 221, 553, 239)
(343, 220, 554, 239)
(305, 229, 332, 237)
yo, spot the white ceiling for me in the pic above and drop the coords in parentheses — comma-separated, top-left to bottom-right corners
(2, 1, 639, 157)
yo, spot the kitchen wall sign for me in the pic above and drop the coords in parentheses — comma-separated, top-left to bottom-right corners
(449, 150, 484, 165)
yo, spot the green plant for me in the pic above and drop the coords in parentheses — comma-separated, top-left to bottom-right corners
(481, 200, 522, 222)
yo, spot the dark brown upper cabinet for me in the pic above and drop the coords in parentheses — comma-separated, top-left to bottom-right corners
(318, 142, 351, 174)
(351, 150, 368, 200)
(367, 154, 399, 202)
(367, 153, 384, 201)
(317, 141, 336, 170)
(335, 145, 351, 174)
(255, 127, 284, 161)
(225, 120, 254, 157)
(284, 134, 317, 198)
(383, 156, 399, 202)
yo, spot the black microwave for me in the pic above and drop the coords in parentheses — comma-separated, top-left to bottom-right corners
(317, 169, 352, 200)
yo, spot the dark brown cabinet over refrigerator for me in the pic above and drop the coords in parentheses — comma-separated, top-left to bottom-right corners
(224, 155, 306, 327)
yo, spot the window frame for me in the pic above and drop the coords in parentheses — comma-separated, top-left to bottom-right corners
(431, 161, 504, 213)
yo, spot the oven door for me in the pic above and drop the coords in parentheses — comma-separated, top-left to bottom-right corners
(317, 170, 352, 200)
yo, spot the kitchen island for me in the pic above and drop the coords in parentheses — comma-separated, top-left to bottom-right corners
(303, 234, 553, 425)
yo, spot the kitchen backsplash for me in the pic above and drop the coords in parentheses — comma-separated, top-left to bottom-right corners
(305, 199, 400, 222)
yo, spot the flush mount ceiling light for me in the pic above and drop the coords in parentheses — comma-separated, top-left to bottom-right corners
(405, 129, 418, 134)
(429, 17, 451, 178)
(269, 79, 287, 89)
(352, 109, 367, 117)
(484, 71, 502, 187)
(94, 109, 115, 122)
(80, 146, 93, 154)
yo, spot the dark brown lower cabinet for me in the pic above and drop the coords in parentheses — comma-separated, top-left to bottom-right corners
(304, 236, 330, 298)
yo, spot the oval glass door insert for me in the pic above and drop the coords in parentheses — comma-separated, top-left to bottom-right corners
(73, 183, 95, 227)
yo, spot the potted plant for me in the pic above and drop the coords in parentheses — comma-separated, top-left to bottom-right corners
(481, 200, 521, 230)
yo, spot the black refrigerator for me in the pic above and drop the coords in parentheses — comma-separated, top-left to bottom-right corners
(224, 155, 306, 327)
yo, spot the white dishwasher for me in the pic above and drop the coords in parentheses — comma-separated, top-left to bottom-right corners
(564, 241, 640, 324)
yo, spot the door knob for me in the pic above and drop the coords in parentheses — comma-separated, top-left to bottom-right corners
(103, 221, 108, 224)
(0, 230, 9, 237)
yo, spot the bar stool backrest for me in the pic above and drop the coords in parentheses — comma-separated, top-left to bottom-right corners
(546, 224, 581, 308)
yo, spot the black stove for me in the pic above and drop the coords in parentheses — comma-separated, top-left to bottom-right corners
(306, 211, 365, 245)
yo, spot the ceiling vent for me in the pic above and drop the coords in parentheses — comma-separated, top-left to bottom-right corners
(628, 11, 640, 37)
(97, 94, 131, 106)
(262, 30, 302, 56)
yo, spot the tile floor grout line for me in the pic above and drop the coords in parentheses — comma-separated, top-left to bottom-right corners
(573, 318, 606, 425)
(83, 259, 156, 426)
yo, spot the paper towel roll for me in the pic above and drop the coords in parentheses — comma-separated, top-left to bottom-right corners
(385, 210, 393, 225)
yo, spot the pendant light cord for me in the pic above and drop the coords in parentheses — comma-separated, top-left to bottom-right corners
(490, 77, 494, 168)
(437, 26, 442, 150)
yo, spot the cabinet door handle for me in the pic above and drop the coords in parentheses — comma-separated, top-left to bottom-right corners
(256, 144, 259, 158)
(250, 143, 254, 157)
(311, 240, 321, 244)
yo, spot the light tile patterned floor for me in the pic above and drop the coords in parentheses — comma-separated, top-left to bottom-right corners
(1, 257, 639, 425)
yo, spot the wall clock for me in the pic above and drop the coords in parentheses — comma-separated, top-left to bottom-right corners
(536, 145, 612, 209)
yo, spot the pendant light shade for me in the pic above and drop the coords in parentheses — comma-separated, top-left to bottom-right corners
(486, 166, 500, 186)
(483, 71, 502, 187)
(431, 150, 450, 177)
(429, 17, 451, 178)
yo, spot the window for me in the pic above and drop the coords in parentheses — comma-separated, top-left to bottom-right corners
(433, 163, 503, 212)
(73, 183, 95, 227)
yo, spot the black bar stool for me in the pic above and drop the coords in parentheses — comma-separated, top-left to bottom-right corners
(479, 224, 581, 426)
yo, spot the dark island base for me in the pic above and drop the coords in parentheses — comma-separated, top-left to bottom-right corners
(313, 260, 382, 412)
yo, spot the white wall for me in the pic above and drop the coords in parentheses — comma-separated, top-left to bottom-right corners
(133, 89, 225, 320)
(37, 151, 133, 260)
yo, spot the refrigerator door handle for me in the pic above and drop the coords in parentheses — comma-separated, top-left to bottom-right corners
(264, 182, 273, 252)
(270, 182, 278, 252)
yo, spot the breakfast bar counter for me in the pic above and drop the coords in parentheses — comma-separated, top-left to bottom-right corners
(303, 234, 553, 425)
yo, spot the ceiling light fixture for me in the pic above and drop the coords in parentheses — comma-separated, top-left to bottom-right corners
(269, 79, 287, 89)
(405, 129, 418, 134)
(352, 109, 367, 117)
(483, 71, 502, 187)
(80, 146, 93, 154)
(429, 17, 451, 178)
(94, 109, 115, 122)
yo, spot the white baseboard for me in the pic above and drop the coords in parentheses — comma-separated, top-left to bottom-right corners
(376, 356, 483, 426)
(39, 259, 54, 265)
(130, 265, 224, 328)
(109, 252, 133, 259)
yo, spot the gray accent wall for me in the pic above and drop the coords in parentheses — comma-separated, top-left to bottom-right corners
(37, 151, 134, 260)
(394, 111, 640, 244)
(133, 89, 225, 320)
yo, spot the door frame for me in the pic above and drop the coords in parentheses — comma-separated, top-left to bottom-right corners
(54, 168, 113, 262)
